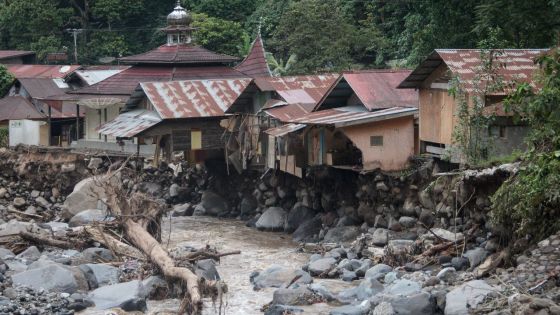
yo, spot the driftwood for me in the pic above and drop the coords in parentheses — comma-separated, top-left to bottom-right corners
(19, 231, 81, 249)
(83, 226, 144, 260)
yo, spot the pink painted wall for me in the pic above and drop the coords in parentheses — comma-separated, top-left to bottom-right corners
(340, 116, 415, 171)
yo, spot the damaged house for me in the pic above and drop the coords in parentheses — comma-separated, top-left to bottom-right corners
(264, 70, 418, 175)
(69, 2, 268, 155)
(398, 49, 548, 161)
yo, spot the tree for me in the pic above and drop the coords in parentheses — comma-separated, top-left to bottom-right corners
(183, 0, 262, 22)
(266, 52, 296, 76)
(272, 0, 356, 74)
(0, 65, 14, 98)
(192, 13, 247, 56)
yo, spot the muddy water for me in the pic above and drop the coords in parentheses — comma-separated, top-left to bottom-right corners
(147, 215, 311, 315)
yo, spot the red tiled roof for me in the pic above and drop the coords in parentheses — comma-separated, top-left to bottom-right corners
(0, 96, 44, 122)
(141, 78, 252, 119)
(255, 74, 339, 105)
(71, 65, 248, 96)
(0, 50, 35, 61)
(7, 65, 80, 79)
(119, 44, 239, 65)
(235, 35, 271, 77)
(398, 49, 549, 93)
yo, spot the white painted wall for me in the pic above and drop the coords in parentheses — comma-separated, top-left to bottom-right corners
(9, 120, 46, 146)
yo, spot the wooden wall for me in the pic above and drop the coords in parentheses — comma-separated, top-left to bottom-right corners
(419, 89, 456, 145)
(141, 118, 225, 151)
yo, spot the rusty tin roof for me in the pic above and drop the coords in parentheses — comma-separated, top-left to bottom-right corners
(290, 106, 417, 128)
(255, 74, 339, 105)
(0, 50, 35, 61)
(263, 103, 315, 122)
(119, 45, 239, 65)
(398, 49, 549, 92)
(0, 96, 44, 122)
(141, 78, 252, 119)
(19, 78, 71, 99)
(7, 65, 80, 79)
(235, 35, 271, 78)
(97, 109, 162, 138)
(264, 123, 306, 137)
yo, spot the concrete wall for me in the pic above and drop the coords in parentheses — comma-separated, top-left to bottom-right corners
(9, 120, 48, 146)
(84, 104, 122, 141)
(340, 116, 415, 171)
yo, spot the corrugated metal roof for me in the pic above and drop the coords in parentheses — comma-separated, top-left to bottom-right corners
(141, 78, 252, 119)
(0, 50, 35, 61)
(0, 96, 44, 122)
(7, 65, 80, 79)
(75, 69, 127, 85)
(97, 109, 162, 138)
(255, 74, 339, 105)
(290, 106, 417, 127)
(235, 35, 272, 78)
(261, 99, 287, 110)
(19, 78, 70, 99)
(339, 70, 418, 111)
(119, 44, 239, 65)
(71, 65, 248, 96)
(398, 49, 548, 92)
(263, 103, 315, 122)
(264, 123, 306, 137)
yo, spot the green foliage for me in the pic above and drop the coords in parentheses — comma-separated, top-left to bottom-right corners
(183, 0, 261, 22)
(0, 65, 14, 97)
(492, 48, 560, 240)
(192, 13, 247, 56)
(266, 53, 296, 77)
(0, 128, 7, 148)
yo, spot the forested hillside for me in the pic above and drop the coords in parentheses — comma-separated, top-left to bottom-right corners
(1, 0, 559, 74)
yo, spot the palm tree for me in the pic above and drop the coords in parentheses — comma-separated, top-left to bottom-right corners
(266, 52, 297, 76)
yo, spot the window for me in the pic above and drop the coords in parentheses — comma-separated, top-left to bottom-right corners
(488, 126, 506, 139)
(191, 130, 202, 150)
(370, 135, 383, 146)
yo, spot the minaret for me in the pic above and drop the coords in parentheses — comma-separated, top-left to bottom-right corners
(164, 1, 195, 46)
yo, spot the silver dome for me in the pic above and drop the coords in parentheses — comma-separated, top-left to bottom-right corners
(167, 1, 192, 26)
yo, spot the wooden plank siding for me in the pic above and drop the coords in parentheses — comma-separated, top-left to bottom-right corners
(419, 89, 456, 146)
(141, 118, 225, 151)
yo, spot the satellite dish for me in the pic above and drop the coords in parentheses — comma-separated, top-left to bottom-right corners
(99, 57, 116, 64)
(59, 65, 71, 73)
(78, 97, 124, 109)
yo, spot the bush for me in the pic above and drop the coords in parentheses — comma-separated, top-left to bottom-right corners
(0, 128, 8, 147)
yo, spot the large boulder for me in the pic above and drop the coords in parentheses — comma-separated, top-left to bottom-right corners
(364, 264, 393, 280)
(337, 278, 384, 303)
(381, 292, 435, 315)
(292, 217, 322, 243)
(308, 257, 337, 276)
(256, 207, 287, 231)
(240, 195, 258, 217)
(251, 265, 312, 289)
(195, 259, 220, 281)
(330, 300, 371, 315)
(12, 264, 79, 293)
(88, 280, 147, 311)
(384, 279, 421, 296)
(199, 191, 229, 216)
(445, 280, 496, 315)
(62, 177, 108, 219)
(323, 226, 361, 243)
(272, 287, 315, 305)
(68, 209, 114, 227)
(79, 264, 119, 289)
(285, 203, 315, 233)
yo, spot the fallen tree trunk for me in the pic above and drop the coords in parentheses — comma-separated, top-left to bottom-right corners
(19, 231, 82, 249)
(84, 226, 144, 260)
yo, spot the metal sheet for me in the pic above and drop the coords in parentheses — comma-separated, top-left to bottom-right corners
(290, 107, 417, 127)
(119, 44, 239, 65)
(18, 78, 70, 99)
(0, 50, 35, 61)
(7, 65, 80, 79)
(97, 109, 162, 138)
(75, 69, 127, 86)
(264, 123, 306, 137)
(235, 35, 271, 77)
(398, 49, 548, 92)
(254, 74, 338, 105)
(263, 103, 315, 122)
(141, 78, 252, 119)
(0, 96, 44, 122)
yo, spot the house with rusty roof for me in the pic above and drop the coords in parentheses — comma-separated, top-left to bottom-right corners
(68, 1, 270, 156)
(398, 49, 548, 162)
(262, 70, 418, 175)
(0, 50, 36, 64)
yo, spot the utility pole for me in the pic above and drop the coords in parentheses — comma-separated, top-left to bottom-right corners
(66, 29, 83, 64)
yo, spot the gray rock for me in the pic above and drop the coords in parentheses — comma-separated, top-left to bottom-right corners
(337, 278, 384, 302)
(264, 305, 304, 315)
(376, 182, 389, 192)
(364, 264, 392, 280)
(171, 203, 192, 217)
(384, 291, 434, 315)
(330, 300, 371, 315)
(429, 228, 464, 242)
(285, 204, 315, 233)
(62, 177, 108, 219)
(256, 207, 287, 231)
(79, 248, 115, 263)
(68, 209, 114, 227)
(12, 264, 79, 293)
(385, 279, 421, 296)
(16, 246, 41, 262)
(444, 280, 496, 315)
(88, 280, 147, 311)
(35, 196, 50, 208)
(373, 302, 395, 315)
(79, 264, 119, 289)
(4, 259, 27, 272)
(341, 270, 358, 282)
(308, 257, 337, 276)
(169, 183, 180, 197)
(418, 189, 434, 209)
(88, 158, 103, 170)
(27, 258, 58, 270)
(355, 259, 373, 277)
(200, 191, 229, 216)
(419, 209, 435, 227)
(272, 287, 315, 305)
(137, 182, 163, 197)
(398, 216, 417, 228)
(195, 259, 220, 281)
(293, 217, 322, 242)
(462, 247, 488, 269)
(373, 215, 388, 229)
(251, 265, 312, 289)
(0, 247, 14, 259)
(383, 272, 398, 284)
(387, 240, 415, 256)
(323, 226, 361, 243)
(437, 267, 457, 282)
(142, 276, 169, 299)
(0, 188, 7, 199)
(451, 257, 469, 271)
(371, 228, 389, 246)
(240, 195, 258, 217)
(309, 283, 336, 301)
(12, 197, 26, 208)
